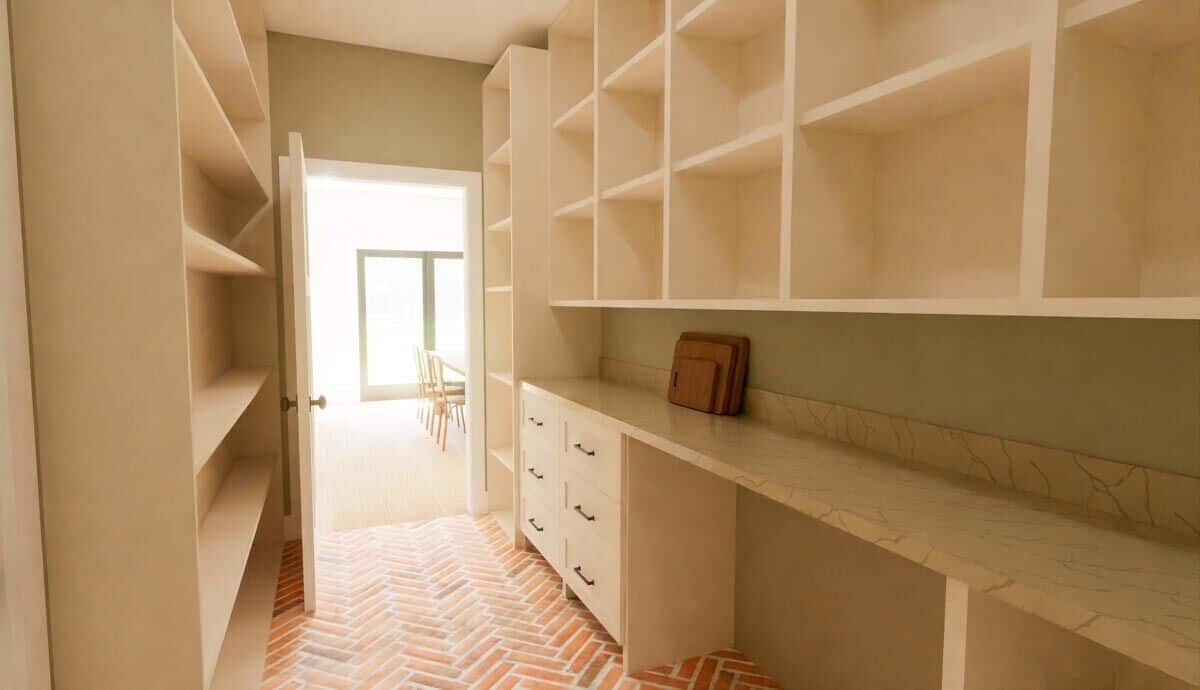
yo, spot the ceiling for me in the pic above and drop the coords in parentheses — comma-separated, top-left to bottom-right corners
(262, 0, 569, 65)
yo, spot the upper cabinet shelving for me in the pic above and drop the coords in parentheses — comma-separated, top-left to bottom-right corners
(546, 0, 1197, 319)
(174, 0, 266, 121)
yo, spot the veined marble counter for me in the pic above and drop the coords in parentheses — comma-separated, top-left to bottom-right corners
(523, 377, 1200, 686)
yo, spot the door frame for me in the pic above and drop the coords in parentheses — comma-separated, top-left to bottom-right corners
(356, 249, 465, 402)
(279, 157, 487, 531)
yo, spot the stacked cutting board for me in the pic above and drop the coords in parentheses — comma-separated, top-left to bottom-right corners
(668, 333, 749, 415)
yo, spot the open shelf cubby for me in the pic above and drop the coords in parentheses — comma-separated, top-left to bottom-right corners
(550, 0, 595, 125)
(790, 2, 1034, 299)
(599, 0, 665, 87)
(551, 217, 595, 301)
(1043, 0, 1200, 298)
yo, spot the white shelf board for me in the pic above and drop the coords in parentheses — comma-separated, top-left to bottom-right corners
(184, 226, 270, 277)
(487, 217, 513, 233)
(1065, 0, 1200, 50)
(675, 0, 786, 41)
(488, 371, 514, 386)
(488, 446, 515, 472)
(799, 31, 1034, 136)
(493, 509, 515, 540)
(553, 92, 596, 133)
(174, 0, 266, 121)
(548, 297, 1200, 320)
(488, 138, 513, 166)
(674, 124, 784, 176)
(602, 168, 665, 202)
(198, 455, 273, 688)
(554, 195, 596, 220)
(209, 541, 281, 690)
(192, 368, 270, 473)
(175, 27, 267, 202)
(603, 34, 666, 94)
(486, 285, 514, 294)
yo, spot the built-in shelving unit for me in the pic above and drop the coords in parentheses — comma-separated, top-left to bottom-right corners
(483, 42, 600, 548)
(184, 226, 271, 276)
(191, 368, 271, 473)
(544, 0, 1200, 320)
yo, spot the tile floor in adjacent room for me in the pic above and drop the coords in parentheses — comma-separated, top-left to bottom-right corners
(261, 514, 782, 689)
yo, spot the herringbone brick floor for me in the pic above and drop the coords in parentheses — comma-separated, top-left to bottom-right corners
(261, 514, 782, 689)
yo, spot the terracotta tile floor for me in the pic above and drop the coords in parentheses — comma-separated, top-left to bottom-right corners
(261, 514, 781, 689)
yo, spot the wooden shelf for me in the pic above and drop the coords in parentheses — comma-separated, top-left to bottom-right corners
(175, 27, 267, 202)
(675, 123, 784, 175)
(191, 368, 270, 473)
(486, 285, 514, 294)
(554, 196, 596, 220)
(602, 168, 665, 202)
(488, 446, 515, 472)
(603, 34, 666, 94)
(184, 226, 269, 277)
(553, 92, 596, 133)
(548, 297, 1200, 320)
(488, 371, 514, 386)
(197, 455, 273, 686)
(209, 541, 280, 690)
(675, 0, 785, 41)
(174, 0, 265, 121)
(1065, 0, 1200, 49)
(799, 31, 1034, 136)
(488, 138, 513, 166)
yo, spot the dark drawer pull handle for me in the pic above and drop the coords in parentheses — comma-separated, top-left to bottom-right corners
(573, 504, 596, 522)
(527, 467, 544, 480)
(527, 518, 544, 533)
(573, 565, 595, 587)
(527, 417, 544, 427)
(572, 442, 596, 457)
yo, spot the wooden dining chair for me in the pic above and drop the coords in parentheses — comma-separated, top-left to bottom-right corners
(429, 354, 466, 451)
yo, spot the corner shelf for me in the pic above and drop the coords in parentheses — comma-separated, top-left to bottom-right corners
(488, 446, 515, 472)
(675, 0, 786, 41)
(553, 92, 596, 133)
(799, 31, 1034, 136)
(602, 168, 666, 202)
(191, 368, 270, 473)
(554, 196, 596, 220)
(197, 454, 273, 685)
(174, 27, 267, 203)
(184, 226, 270, 277)
(674, 123, 784, 175)
(603, 34, 666, 93)
(174, 0, 266, 121)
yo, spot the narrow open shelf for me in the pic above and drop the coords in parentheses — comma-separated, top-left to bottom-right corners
(799, 31, 1033, 136)
(493, 509, 515, 541)
(184, 226, 270, 277)
(488, 371, 514, 386)
(1065, 0, 1200, 49)
(487, 217, 512, 233)
(675, 0, 786, 41)
(603, 34, 666, 93)
(208, 541, 280, 690)
(191, 368, 270, 474)
(488, 138, 513, 166)
(197, 455, 273, 686)
(554, 196, 596, 220)
(553, 92, 596, 133)
(489, 446, 515, 472)
(486, 285, 514, 294)
(175, 28, 267, 202)
(675, 123, 784, 175)
(174, 1, 265, 121)
(602, 168, 665, 202)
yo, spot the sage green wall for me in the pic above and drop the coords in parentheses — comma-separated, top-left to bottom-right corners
(603, 309, 1200, 478)
(267, 32, 490, 172)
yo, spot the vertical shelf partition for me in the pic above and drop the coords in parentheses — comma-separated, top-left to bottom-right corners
(546, 0, 1200, 319)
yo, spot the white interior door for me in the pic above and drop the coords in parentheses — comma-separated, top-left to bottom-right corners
(287, 132, 320, 612)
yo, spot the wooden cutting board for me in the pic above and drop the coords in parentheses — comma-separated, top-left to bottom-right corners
(680, 333, 749, 414)
(669, 340, 738, 413)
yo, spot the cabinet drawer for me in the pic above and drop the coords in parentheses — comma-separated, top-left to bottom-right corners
(561, 410, 622, 502)
(563, 475, 620, 551)
(521, 494, 561, 571)
(521, 391, 558, 449)
(520, 443, 558, 507)
(564, 536, 621, 642)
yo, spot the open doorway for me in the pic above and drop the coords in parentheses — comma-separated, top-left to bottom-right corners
(281, 157, 484, 542)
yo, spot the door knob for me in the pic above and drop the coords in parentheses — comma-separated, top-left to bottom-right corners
(282, 395, 328, 411)
(310, 395, 327, 410)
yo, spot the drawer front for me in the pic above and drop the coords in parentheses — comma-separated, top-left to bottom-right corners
(563, 475, 620, 551)
(561, 409, 622, 503)
(521, 391, 558, 449)
(520, 442, 558, 507)
(564, 536, 621, 642)
(521, 494, 561, 572)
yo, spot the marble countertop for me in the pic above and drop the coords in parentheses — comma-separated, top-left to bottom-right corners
(523, 377, 1200, 686)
